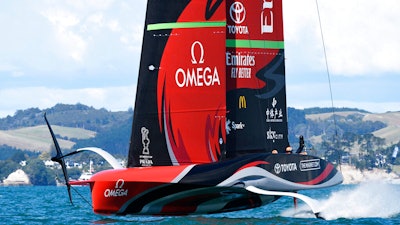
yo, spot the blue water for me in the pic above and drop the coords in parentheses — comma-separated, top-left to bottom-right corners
(1, 182, 400, 224)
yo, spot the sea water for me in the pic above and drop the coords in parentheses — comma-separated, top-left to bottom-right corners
(1, 182, 399, 225)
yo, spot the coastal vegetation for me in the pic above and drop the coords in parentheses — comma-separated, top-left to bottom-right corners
(0, 103, 399, 185)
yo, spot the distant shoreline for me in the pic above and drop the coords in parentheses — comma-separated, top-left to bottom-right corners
(340, 164, 400, 184)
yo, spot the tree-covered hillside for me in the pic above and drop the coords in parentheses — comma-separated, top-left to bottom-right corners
(0, 103, 132, 131)
(1, 104, 400, 185)
(287, 107, 399, 170)
(0, 103, 133, 157)
(287, 107, 386, 147)
(1, 104, 399, 169)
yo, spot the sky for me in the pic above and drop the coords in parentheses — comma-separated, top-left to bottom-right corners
(0, 0, 399, 118)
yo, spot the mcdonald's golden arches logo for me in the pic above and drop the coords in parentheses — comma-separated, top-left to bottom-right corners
(238, 96, 246, 109)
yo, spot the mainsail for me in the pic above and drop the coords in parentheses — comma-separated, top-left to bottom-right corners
(128, 0, 289, 167)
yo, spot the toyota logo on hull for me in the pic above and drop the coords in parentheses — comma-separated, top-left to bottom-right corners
(274, 163, 297, 174)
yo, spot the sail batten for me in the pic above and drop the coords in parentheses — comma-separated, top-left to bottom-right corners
(226, 39, 284, 49)
(147, 21, 226, 31)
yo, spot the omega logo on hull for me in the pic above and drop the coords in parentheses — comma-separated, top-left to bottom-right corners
(104, 179, 128, 198)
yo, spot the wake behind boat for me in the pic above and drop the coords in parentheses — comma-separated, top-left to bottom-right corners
(46, 0, 342, 217)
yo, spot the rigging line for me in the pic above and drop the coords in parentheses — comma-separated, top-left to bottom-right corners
(315, 0, 340, 166)
(71, 186, 93, 209)
(315, 1, 338, 135)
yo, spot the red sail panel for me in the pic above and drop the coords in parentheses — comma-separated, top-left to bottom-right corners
(225, 0, 289, 156)
(128, 1, 227, 167)
(156, 1, 226, 165)
(226, 0, 283, 90)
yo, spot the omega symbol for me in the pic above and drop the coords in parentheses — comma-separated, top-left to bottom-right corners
(191, 41, 205, 64)
(115, 179, 124, 189)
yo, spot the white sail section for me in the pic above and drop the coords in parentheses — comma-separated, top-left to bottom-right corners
(246, 186, 321, 216)
(76, 147, 124, 169)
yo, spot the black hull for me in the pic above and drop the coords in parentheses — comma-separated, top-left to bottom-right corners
(89, 153, 342, 215)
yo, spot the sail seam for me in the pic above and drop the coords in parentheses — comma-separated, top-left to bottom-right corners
(147, 21, 226, 31)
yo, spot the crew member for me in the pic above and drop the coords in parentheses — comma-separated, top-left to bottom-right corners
(295, 135, 305, 154)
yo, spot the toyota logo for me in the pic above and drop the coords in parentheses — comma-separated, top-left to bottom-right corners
(274, 163, 281, 174)
(229, 2, 246, 24)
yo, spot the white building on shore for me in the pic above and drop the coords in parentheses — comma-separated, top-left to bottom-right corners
(2, 169, 31, 186)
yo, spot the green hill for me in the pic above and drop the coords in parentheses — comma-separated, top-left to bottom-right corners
(1, 104, 399, 166)
(304, 110, 400, 147)
(0, 103, 132, 157)
(2, 104, 398, 185)
(0, 125, 96, 152)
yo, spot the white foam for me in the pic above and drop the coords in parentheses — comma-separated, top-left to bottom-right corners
(282, 181, 400, 220)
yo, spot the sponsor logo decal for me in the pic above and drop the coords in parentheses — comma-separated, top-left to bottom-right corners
(266, 97, 284, 122)
(190, 41, 204, 64)
(274, 163, 297, 174)
(139, 127, 153, 166)
(261, 0, 274, 34)
(230, 1, 246, 24)
(104, 179, 128, 197)
(266, 127, 284, 142)
(238, 95, 247, 109)
(228, 2, 249, 34)
(175, 41, 220, 88)
(300, 159, 321, 171)
(232, 121, 245, 130)
(226, 52, 255, 67)
(226, 119, 246, 135)
(226, 52, 255, 79)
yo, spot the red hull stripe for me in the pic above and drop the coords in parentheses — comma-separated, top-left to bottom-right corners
(297, 164, 334, 185)
(69, 180, 93, 186)
(236, 161, 269, 173)
(92, 166, 193, 183)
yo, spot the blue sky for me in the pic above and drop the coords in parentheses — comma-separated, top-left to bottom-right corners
(0, 0, 399, 118)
